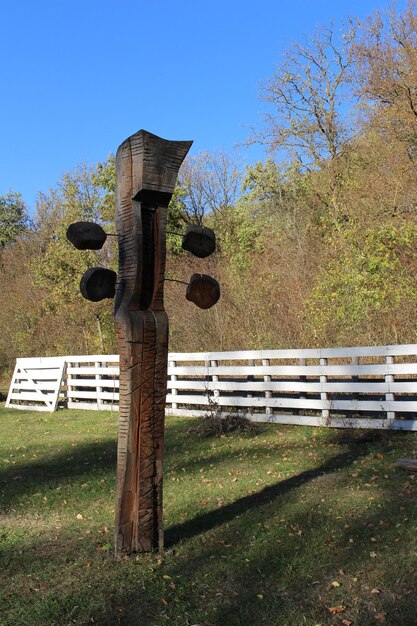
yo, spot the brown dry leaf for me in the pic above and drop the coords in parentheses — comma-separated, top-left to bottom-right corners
(370, 551, 377, 558)
(342, 620, 352, 626)
(371, 588, 381, 594)
(375, 612, 387, 622)
(329, 606, 345, 614)
(76, 514, 83, 520)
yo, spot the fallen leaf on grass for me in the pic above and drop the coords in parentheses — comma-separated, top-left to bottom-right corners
(371, 588, 381, 594)
(375, 612, 387, 622)
(76, 514, 83, 520)
(370, 551, 377, 558)
(96, 543, 111, 552)
(342, 620, 352, 626)
(329, 606, 345, 614)
(331, 581, 341, 588)
(256, 594, 264, 599)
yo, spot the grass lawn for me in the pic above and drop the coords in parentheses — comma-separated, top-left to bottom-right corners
(0, 407, 416, 626)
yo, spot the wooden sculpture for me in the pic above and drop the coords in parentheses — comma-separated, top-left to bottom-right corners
(66, 129, 220, 555)
(114, 130, 192, 554)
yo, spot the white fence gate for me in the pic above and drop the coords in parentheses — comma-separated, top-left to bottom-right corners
(5, 345, 417, 429)
(6, 357, 66, 412)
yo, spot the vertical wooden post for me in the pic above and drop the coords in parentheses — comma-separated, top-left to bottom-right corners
(247, 359, 255, 398)
(385, 355, 395, 420)
(114, 130, 192, 555)
(320, 357, 330, 421)
(262, 358, 272, 416)
(66, 360, 77, 409)
(95, 360, 103, 410)
(169, 360, 178, 411)
(210, 360, 220, 402)
(351, 356, 359, 382)
(297, 357, 307, 415)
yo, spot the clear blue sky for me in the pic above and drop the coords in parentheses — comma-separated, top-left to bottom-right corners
(0, 0, 400, 214)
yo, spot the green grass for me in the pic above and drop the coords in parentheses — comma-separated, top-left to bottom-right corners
(0, 407, 416, 626)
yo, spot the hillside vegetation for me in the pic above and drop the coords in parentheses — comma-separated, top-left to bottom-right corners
(2, 3, 417, 375)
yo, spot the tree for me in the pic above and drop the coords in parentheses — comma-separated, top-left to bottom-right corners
(257, 21, 357, 170)
(304, 223, 417, 346)
(0, 235, 49, 374)
(355, 1, 417, 146)
(33, 162, 117, 355)
(253, 22, 361, 231)
(0, 192, 29, 246)
(178, 150, 242, 224)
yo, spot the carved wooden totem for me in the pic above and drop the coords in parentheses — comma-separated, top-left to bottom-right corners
(114, 130, 192, 555)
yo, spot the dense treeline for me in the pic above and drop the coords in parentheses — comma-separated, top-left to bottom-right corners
(2, 2, 417, 375)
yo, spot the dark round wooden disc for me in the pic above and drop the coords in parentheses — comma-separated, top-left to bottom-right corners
(182, 225, 216, 258)
(80, 267, 117, 301)
(186, 274, 220, 309)
(66, 221, 107, 250)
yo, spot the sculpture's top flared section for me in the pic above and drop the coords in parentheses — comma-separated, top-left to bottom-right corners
(116, 129, 192, 205)
(115, 129, 192, 318)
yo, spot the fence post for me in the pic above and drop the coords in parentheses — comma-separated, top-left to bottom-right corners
(95, 361, 103, 410)
(385, 355, 395, 420)
(67, 360, 76, 408)
(320, 358, 330, 421)
(247, 359, 255, 398)
(262, 358, 272, 416)
(351, 356, 359, 382)
(298, 358, 307, 415)
(210, 360, 220, 404)
(169, 360, 178, 411)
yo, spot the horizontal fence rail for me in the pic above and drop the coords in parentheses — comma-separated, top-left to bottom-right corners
(6, 345, 417, 429)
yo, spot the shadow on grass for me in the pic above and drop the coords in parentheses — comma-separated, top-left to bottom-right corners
(0, 439, 117, 509)
(161, 431, 415, 626)
(2, 425, 415, 626)
(165, 440, 371, 548)
(206, 468, 416, 626)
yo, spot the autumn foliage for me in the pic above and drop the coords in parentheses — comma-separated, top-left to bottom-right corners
(2, 3, 417, 375)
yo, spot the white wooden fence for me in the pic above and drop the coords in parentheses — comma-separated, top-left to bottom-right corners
(6, 344, 417, 429)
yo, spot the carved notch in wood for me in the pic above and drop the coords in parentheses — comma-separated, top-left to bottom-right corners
(114, 130, 192, 555)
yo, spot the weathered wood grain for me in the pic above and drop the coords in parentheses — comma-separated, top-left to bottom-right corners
(114, 130, 191, 555)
